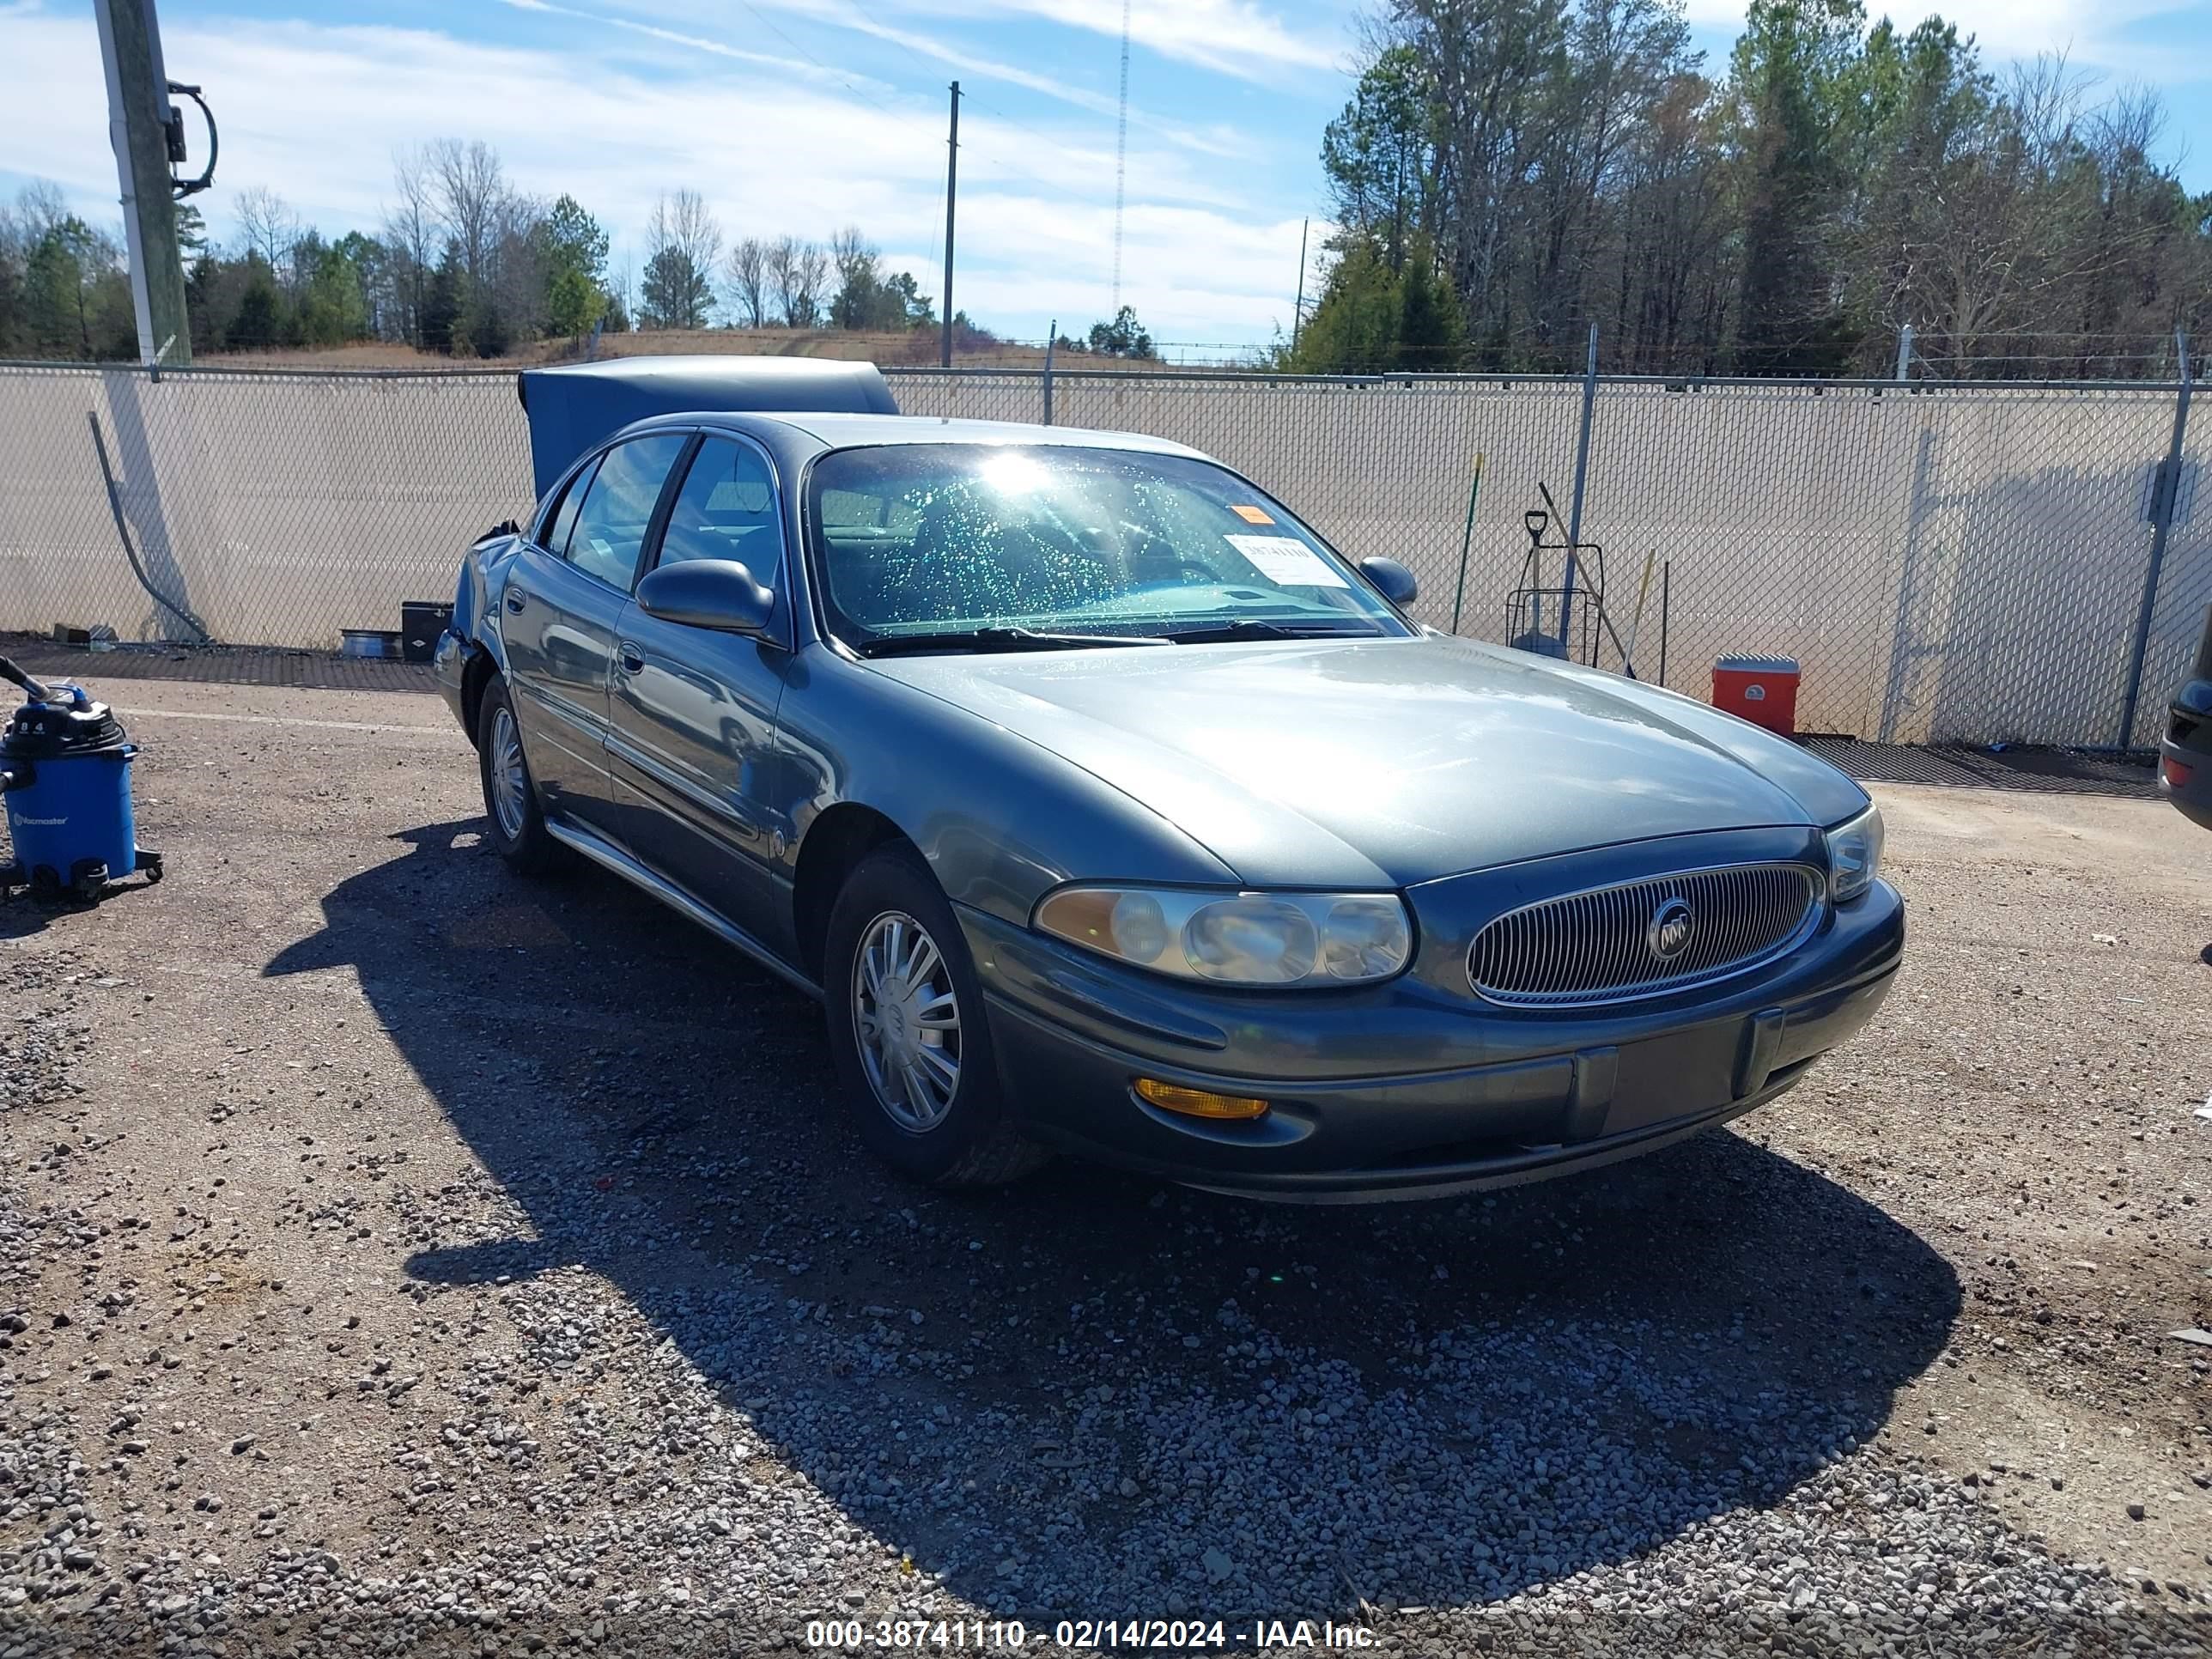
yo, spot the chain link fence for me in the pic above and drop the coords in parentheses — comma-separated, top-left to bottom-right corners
(1, 359, 2200, 748)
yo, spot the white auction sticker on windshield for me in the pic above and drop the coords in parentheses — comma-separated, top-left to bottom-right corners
(1224, 534, 1348, 588)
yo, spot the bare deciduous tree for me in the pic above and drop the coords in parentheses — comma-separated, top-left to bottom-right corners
(380, 148, 439, 345)
(767, 234, 830, 329)
(424, 137, 508, 289)
(13, 179, 70, 240)
(233, 185, 301, 282)
(489, 189, 550, 341)
(639, 190, 722, 330)
(722, 236, 769, 329)
(827, 226, 878, 329)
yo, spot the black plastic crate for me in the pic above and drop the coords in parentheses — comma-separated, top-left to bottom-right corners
(399, 602, 455, 665)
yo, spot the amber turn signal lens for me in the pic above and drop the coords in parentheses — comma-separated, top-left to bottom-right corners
(1133, 1079, 1270, 1120)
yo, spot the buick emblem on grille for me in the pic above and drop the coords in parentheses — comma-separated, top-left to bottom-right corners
(1647, 896, 1694, 961)
(1468, 863, 1818, 1006)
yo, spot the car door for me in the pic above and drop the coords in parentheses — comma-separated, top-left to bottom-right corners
(499, 432, 690, 832)
(604, 432, 796, 949)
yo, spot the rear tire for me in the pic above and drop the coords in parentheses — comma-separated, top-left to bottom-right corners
(824, 844, 1048, 1188)
(477, 678, 562, 876)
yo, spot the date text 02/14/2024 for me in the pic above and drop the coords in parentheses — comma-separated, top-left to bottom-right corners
(804, 1620, 1378, 1650)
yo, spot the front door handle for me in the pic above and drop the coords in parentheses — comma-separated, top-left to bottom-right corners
(617, 643, 646, 676)
(504, 590, 527, 614)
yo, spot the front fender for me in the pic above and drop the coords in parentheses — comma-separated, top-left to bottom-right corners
(459, 538, 527, 671)
(439, 537, 526, 738)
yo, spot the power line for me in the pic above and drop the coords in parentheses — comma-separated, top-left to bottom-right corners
(943, 108, 1100, 197)
(726, 0, 873, 100)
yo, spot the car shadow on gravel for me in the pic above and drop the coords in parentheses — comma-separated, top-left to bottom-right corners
(270, 819, 1962, 1621)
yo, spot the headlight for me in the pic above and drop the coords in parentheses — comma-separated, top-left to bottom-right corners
(1033, 886, 1413, 988)
(1825, 805, 1885, 902)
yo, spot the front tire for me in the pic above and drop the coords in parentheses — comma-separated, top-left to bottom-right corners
(477, 678, 562, 876)
(824, 844, 1048, 1188)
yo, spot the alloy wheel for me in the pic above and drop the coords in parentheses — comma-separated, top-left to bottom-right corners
(489, 705, 529, 842)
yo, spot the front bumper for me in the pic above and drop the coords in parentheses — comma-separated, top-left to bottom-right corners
(433, 628, 475, 738)
(963, 877, 1904, 1202)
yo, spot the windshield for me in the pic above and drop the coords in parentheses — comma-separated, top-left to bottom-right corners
(805, 443, 1410, 650)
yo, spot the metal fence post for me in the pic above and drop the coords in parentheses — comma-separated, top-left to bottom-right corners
(1042, 322, 1054, 427)
(2117, 328, 2193, 749)
(1559, 323, 1598, 648)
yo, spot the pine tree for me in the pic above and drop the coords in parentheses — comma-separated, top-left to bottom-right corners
(0, 242, 24, 356)
(541, 195, 609, 336)
(419, 245, 464, 355)
(1726, 0, 1863, 370)
(24, 229, 77, 358)
(1085, 306, 1154, 357)
(226, 257, 283, 352)
(638, 245, 713, 331)
(1394, 245, 1463, 368)
(1290, 240, 1400, 372)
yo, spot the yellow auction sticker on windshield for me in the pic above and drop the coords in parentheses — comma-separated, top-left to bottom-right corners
(1228, 504, 1275, 525)
(1224, 533, 1348, 587)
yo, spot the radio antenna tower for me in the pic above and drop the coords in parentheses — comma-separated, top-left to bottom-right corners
(1111, 0, 1130, 313)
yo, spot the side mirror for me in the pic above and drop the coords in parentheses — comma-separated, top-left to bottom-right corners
(1358, 556, 1419, 609)
(636, 559, 776, 636)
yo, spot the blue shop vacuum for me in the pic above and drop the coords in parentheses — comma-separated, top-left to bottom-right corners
(0, 653, 162, 902)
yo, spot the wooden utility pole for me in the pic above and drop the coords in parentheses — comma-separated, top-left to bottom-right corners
(94, 0, 193, 367)
(939, 81, 961, 369)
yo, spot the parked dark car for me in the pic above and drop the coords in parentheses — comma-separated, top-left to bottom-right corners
(437, 404, 1903, 1200)
(2159, 605, 2212, 832)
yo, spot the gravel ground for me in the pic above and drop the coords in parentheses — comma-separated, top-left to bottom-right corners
(0, 677, 2208, 1657)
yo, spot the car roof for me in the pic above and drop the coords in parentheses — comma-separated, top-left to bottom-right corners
(618, 409, 1212, 461)
(774, 413, 1207, 457)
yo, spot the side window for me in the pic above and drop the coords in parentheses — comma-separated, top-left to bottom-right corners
(538, 458, 598, 556)
(657, 438, 783, 575)
(564, 434, 690, 590)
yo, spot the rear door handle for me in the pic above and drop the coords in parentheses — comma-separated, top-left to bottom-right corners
(504, 590, 527, 613)
(617, 643, 646, 676)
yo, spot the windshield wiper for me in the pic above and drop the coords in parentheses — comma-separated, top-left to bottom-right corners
(856, 626, 1172, 658)
(1159, 618, 1382, 644)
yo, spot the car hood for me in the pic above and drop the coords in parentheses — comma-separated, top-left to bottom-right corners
(864, 634, 1869, 888)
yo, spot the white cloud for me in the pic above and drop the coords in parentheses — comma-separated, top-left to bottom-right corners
(1686, 0, 2212, 82)
(0, 3, 1309, 340)
(562, 0, 1282, 153)
(602, 0, 1342, 82)
(872, 0, 1345, 78)
(957, 196, 1313, 339)
(1896, 0, 2197, 58)
(494, 0, 881, 85)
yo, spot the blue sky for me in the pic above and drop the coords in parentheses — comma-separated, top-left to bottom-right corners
(3, 0, 2208, 353)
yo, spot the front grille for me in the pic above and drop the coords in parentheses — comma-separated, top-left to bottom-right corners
(1468, 863, 1824, 1007)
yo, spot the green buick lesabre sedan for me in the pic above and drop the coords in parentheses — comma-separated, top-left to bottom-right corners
(436, 361, 1902, 1201)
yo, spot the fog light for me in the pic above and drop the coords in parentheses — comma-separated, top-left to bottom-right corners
(1133, 1079, 1270, 1120)
(2164, 754, 2193, 788)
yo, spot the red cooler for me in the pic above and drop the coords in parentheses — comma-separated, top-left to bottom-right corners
(1712, 654, 1800, 736)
